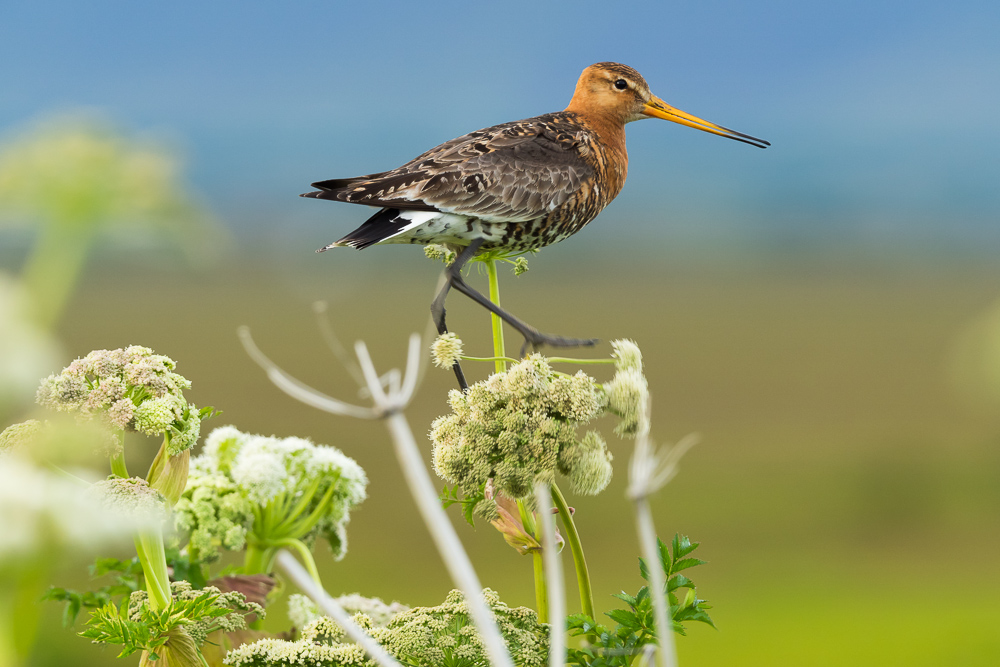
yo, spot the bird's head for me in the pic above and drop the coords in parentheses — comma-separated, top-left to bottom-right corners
(566, 62, 769, 148)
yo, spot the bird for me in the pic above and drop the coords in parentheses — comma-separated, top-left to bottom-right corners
(303, 62, 768, 378)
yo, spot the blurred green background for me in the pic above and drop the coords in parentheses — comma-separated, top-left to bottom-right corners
(2, 0, 1000, 664)
(5, 245, 999, 665)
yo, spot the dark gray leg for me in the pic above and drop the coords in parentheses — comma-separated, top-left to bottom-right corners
(431, 239, 597, 389)
(430, 241, 485, 390)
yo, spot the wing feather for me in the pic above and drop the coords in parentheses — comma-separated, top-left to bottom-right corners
(303, 113, 595, 223)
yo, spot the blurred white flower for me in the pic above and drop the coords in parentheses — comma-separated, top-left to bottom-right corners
(0, 457, 136, 564)
(0, 275, 60, 414)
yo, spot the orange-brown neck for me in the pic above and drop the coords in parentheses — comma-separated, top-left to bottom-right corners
(564, 102, 629, 199)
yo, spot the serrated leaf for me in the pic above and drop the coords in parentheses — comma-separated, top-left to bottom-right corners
(63, 597, 82, 628)
(672, 535, 699, 559)
(682, 588, 696, 608)
(667, 573, 693, 592)
(672, 557, 707, 573)
(41, 587, 69, 601)
(605, 609, 640, 630)
(638, 556, 651, 582)
(612, 591, 637, 607)
(675, 606, 717, 629)
(461, 499, 476, 526)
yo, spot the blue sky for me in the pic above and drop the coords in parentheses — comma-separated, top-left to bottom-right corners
(2, 0, 998, 251)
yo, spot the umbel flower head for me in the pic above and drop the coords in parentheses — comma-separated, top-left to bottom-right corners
(178, 426, 368, 562)
(0, 419, 42, 453)
(0, 456, 136, 565)
(226, 588, 548, 667)
(35, 346, 203, 455)
(606, 339, 649, 436)
(431, 354, 612, 509)
(173, 464, 254, 565)
(287, 592, 409, 630)
(88, 476, 169, 524)
(128, 580, 265, 648)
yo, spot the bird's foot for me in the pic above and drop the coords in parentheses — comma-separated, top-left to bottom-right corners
(519, 329, 599, 357)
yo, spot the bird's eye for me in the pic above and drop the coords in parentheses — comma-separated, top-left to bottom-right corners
(614, 79, 628, 90)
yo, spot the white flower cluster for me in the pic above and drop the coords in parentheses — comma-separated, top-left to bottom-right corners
(89, 476, 169, 524)
(423, 244, 456, 265)
(178, 426, 368, 561)
(287, 593, 409, 630)
(173, 465, 253, 564)
(35, 346, 202, 455)
(430, 354, 613, 505)
(430, 333, 464, 369)
(226, 589, 547, 667)
(605, 339, 649, 436)
(0, 456, 136, 564)
(128, 580, 265, 648)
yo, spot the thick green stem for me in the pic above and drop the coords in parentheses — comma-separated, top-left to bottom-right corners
(134, 531, 171, 612)
(485, 258, 506, 374)
(110, 431, 128, 478)
(489, 261, 550, 621)
(273, 538, 322, 584)
(532, 551, 548, 623)
(551, 483, 595, 619)
(243, 543, 276, 576)
(516, 499, 548, 622)
(20, 221, 94, 330)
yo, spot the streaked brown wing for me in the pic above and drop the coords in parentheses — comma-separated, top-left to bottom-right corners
(306, 113, 595, 222)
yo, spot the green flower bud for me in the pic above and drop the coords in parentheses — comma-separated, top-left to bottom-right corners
(606, 367, 649, 436)
(568, 431, 613, 495)
(133, 396, 179, 435)
(611, 338, 643, 372)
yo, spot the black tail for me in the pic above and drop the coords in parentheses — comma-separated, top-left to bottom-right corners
(301, 176, 374, 201)
(318, 208, 407, 252)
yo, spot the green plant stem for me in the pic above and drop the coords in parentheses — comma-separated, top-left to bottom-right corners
(516, 499, 548, 623)
(19, 221, 94, 330)
(487, 259, 550, 622)
(551, 483, 595, 619)
(243, 543, 276, 576)
(485, 258, 506, 374)
(532, 552, 548, 623)
(134, 531, 171, 612)
(110, 431, 128, 478)
(272, 538, 322, 584)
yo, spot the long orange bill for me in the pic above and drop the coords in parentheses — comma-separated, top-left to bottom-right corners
(643, 95, 770, 149)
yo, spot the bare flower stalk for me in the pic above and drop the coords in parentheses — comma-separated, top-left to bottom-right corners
(534, 482, 566, 667)
(627, 403, 699, 667)
(276, 550, 403, 667)
(240, 326, 514, 667)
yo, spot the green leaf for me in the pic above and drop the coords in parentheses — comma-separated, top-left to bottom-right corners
(672, 557, 707, 573)
(638, 556, 651, 582)
(41, 587, 69, 602)
(674, 604, 717, 629)
(611, 591, 637, 607)
(605, 608, 640, 630)
(672, 535, 699, 560)
(667, 573, 693, 592)
(63, 596, 82, 628)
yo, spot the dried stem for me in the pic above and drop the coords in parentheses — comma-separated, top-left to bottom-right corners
(243, 324, 514, 667)
(534, 482, 565, 667)
(276, 551, 403, 667)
